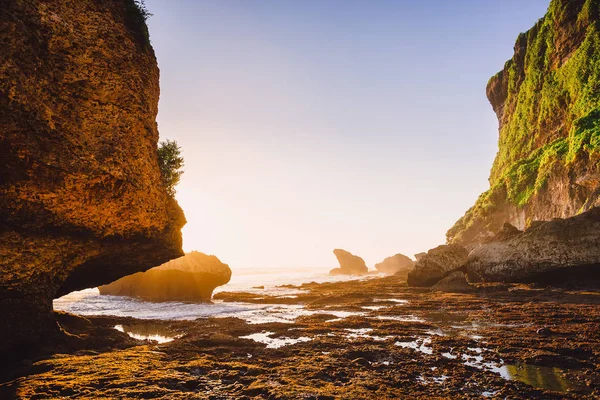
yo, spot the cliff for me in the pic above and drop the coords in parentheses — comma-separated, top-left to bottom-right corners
(448, 0, 600, 247)
(0, 0, 185, 356)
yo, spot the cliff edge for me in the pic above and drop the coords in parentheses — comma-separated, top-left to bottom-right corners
(0, 0, 185, 356)
(448, 0, 600, 247)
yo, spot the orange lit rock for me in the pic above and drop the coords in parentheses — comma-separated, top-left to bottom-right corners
(0, 0, 185, 356)
(375, 253, 414, 275)
(99, 252, 232, 301)
(330, 249, 368, 276)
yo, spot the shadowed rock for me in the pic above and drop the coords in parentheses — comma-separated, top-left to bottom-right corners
(466, 207, 600, 284)
(430, 272, 473, 293)
(330, 249, 368, 276)
(375, 253, 414, 275)
(407, 245, 469, 287)
(99, 252, 231, 301)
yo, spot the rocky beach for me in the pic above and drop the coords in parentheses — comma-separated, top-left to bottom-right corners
(2, 0, 600, 398)
(1, 275, 599, 399)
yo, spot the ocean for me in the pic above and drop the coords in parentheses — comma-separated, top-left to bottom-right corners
(53, 266, 378, 323)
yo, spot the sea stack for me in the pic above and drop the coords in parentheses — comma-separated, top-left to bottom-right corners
(330, 249, 368, 276)
(99, 252, 232, 301)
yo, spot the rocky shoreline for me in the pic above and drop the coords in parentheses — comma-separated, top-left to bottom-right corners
(2, 276, 598, 399)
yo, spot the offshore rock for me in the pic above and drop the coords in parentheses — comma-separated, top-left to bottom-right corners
(466, 207, 600, 284)
(0, 0, 185, 356)
(407, 245, 469, 287)
(330, 249, 368, 276)
(448, 0, 600, 248)
(99, 252, 231, 301)
(375, 253, 414, 275)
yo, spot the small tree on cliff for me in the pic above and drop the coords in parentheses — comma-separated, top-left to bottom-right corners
(157, 139, 184, 197)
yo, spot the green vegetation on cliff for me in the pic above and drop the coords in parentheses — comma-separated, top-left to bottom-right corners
(490, 0, 600, 182)
(125, 0, 152, 49)
(447, 0, 600, 244)
(158, 140, 185, 197)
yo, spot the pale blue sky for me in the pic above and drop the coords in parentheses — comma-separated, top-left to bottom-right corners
(145, 0, 549, 269)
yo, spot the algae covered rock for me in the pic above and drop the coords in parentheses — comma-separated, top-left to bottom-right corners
(330, 249, 368, 276)
(448, 0, 600, 248)
(0, 0, 185, 356)
(375, 253, 414, 275)
(99, 252, 232, 301)
(466, 207, 600, 284)
(407, 244, 469, 287)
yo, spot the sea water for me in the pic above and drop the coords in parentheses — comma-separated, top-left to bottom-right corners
(53, 266, 376, 322)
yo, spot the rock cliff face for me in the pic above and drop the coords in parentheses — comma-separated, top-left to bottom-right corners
(465, 207, 600, 283)
(448, 0, 600, 247)
(99, 252, 231, 301)
(0, 0, 185, 355)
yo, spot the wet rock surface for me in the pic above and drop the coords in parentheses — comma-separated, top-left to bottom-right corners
(330, 249, 368, 276)
(2, 277, 599, 399)
(99, 252, 231, 301)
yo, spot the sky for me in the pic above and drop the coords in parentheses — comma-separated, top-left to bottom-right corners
(145, 0, 550, 270)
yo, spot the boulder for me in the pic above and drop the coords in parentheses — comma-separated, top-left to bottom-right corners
(330, 249, 368, 276)
(407, 244, 469, 287)
(430, 272, 473, 293)
(375, 253, 414, 275)
(414, 252, 427, 261)
(485, 223, 522, 243)
(466, 207, 600, 284)
(99, 252, 231, 301)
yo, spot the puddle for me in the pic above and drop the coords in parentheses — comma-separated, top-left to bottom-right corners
(240, 331, 312, 349)
(418, 375, 448, 385)
(114, 324, 179, 343)
(462, 353, 511, 379)
(343, 328, 393, 342)
(481, 390, 498, 398)
(504, 364, 591, 394)
(442, 352, 457, 360)
(425, 329, 445, 336)
(362, 305, 388, 311)
(395, 337, 433, 355)
(373, 299, 408, 304)
(324, 310, 367, 323)
(374, 315, 426, 323)
(455, 348, 591, 394)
